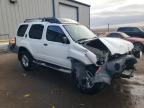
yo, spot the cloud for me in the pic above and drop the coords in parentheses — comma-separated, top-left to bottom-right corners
(91, 14, 144, 28)
(90, 2, 144, 27)
(119, 4, 144, 10)
(77, 0, 144, 27)
(90, 0, 129, 13)
(91, 3, 144, 16)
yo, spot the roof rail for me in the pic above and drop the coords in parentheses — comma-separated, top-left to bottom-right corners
(24, 17, 61, 23)
(24, 18, 43, 23)
(24, 17, 78, 24)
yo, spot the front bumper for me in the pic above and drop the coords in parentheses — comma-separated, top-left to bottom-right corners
(93, 55, 137, 85)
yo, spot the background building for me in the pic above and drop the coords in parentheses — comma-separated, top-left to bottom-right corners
(0, 0, 90, 38)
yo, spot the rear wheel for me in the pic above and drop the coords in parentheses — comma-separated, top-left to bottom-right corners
(133, 43, 143, 58)
(19, 51, 34, 71)
(134, 43, 143, 52)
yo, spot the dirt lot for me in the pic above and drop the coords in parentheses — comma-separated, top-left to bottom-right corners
(0, 53, 144, 108)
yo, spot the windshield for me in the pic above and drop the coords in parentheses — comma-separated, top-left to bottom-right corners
(64, 25, 97, 42)
(139, 28, 144, 32)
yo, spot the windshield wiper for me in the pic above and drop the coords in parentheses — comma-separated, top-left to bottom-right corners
(76, 37, 98, 43)
(77, 38, 89, 42)
(91, 36, 97, 39)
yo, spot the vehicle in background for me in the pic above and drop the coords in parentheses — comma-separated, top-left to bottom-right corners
(107, 32, 144, 56)
(16, 18, 138, 94)
(117, 27, 144, 38)
(9, 37, 16, 50)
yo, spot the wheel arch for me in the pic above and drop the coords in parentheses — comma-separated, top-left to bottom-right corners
(18, 47, 33, 60)
(133, 42, 144, 51)
(68, 57, 86, 66)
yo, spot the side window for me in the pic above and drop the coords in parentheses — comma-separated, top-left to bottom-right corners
(17, 25, 28, 37)
(46, 26, 66, 43)
(29, 24, 44, 39)
(108, 33, 122, 38)
(131, 28, 140, 32)
(126, 28, 132, 32)
(115, 33, 122, 38)
(118, 28, 129, 32)
(108, 33, 116, 37)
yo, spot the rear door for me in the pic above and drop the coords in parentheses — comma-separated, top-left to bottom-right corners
(27, 23, 45, 59)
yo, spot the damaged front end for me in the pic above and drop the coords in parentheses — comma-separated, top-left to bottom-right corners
(83, 37, 137, 85)
(91, 54, 137, 85)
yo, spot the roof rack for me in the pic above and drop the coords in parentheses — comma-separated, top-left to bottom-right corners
(24, 17, 78, 24)
(24, 17, 61, 23)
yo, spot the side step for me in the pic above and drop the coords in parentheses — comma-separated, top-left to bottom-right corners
(33, 60, 71, 73)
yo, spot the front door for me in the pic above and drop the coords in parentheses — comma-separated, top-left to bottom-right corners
(41, 25, 71, 69)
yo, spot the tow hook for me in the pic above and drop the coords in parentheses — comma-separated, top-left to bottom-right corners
(121, 68, 136, 79)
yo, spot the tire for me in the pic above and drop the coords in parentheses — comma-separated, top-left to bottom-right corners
(72, 61, 106, 94)
(9, 45, 15, 50)
(133, 43, 143, 52)
(19, 51, 34, 71)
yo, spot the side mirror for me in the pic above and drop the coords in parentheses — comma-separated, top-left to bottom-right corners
(62, 37, 70, 44)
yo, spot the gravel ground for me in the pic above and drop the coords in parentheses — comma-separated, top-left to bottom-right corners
(0, 53, 144, 108)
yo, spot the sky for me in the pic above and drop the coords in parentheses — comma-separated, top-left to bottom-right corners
(77, 0, 144, 28)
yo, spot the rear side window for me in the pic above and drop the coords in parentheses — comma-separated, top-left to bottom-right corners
(17, 25, 28, 37)
(29, 24, 44, 39)
(118, 28, 127, 32)
(130, 28, 140, 32)
(118, 27, 140, 32)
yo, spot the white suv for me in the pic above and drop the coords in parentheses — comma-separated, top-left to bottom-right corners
(16, 18, 137, 93)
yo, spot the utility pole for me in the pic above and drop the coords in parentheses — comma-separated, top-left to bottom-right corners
(108, 24, 110, 32)
(52, 0, 55, 17)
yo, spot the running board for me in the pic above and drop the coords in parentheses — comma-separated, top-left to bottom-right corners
(33, 60, 71, 73)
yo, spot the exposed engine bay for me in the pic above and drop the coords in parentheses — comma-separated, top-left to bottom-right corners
(83, 39, 110, 65)
(70, 37, 139, 93)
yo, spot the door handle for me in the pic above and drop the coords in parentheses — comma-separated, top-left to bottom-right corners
(43, 43, 48, 46)
(25, 34, 27, 38)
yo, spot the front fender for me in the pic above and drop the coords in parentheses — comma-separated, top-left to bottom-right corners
(69, 43, 97, 65)
(68, 51, 93, 65)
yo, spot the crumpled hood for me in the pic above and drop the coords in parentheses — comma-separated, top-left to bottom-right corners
(99, 37, 134, 55)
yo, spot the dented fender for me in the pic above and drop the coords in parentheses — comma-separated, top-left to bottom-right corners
(93, 65, 111, 85)
(85, 51, 97, 65)
(69, 43, 97, 65)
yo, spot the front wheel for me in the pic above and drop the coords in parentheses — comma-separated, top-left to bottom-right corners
(72, 62, 106, 94)
(19, 51, 34, 71)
